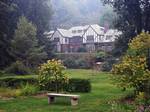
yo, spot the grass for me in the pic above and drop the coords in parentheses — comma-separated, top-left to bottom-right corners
(0, 69, 132, 112)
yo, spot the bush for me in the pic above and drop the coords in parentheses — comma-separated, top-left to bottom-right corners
(39, 78, 91, 93)
(5, 61, 31, 75)
(0, 76, 91, 93)
(63, 58, 91, 69)
(102, 57, 118, 72)
(38, 59, 68, 93)
(19, 83, 39, 96)
(112, 33, 150, 94)
(77, 47, 87, 52)
(67, 78, 91, 92)
(63, 58, 78, 69)
(0, 76, 38, 88)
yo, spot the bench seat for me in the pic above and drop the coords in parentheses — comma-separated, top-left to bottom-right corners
(47, 93, 80, 106)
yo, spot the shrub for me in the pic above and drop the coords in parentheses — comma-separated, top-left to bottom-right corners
(95, 51, 106, 62)
(19, 83, 39, 96)
(0, 76, 38, 88)
(38, 59, 68, 93)
(67, 79, 91, 92)
(63, 58, 91, 69)
(112, 33, 150, 94)
(39, 78, 91, 93)
(77, 47, 87, 52)
(63, 58, 78, 69)
(0, 76, 91, 93)
(102, 56, 118, 71)
(5, 61, 31, 75)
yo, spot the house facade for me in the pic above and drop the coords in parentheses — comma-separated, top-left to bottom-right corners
(46, 24, 121, 53)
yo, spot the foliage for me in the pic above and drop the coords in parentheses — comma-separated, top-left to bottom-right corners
(57, 53, 94, 69)
(0, 88, 18, 98)
(0, 1, 16, 69)
(39, 78, 91, 93)
(112, 33, 150, 93)
(103, 0, 150, 56)
(0, 76, 38, 88)
(67, 78, 91, 93)
(5, 61, 31, 75)
(0, 70, 132, 112)
(0, 0, 53, 69)
(18, 83, 39, 96)
(11, 16, 47, 68)
(95, 51, 106, 62)
(38, 59, 68, 93)
(77, 47, 87, 52)
(63, 58, 91, 69)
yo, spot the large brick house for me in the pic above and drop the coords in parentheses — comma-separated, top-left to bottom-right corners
(45, 24, 121, 53)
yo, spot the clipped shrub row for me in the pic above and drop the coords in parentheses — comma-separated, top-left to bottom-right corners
(41, 78, 91, 93)
(0, 77, 91, 93)
(0, 76, 38, 88)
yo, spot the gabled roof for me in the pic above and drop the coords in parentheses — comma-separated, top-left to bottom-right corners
(57, 28, 72, 37)
(69, 25, 89, 37)
(90, 24, 105, 35)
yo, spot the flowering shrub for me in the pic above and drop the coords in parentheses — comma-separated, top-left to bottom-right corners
(38, 59, 68, 92)
(112, 33, 150, 93)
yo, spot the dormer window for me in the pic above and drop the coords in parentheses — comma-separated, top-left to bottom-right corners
(72, 30, 76, 33)
(78, 30, 82, 33)
(54, 37, 60, 42)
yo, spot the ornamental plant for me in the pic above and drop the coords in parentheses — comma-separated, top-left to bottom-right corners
(38, 59, 68, 92)
(112, 33, 150, 94)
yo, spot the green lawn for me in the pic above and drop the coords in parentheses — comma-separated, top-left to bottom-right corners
(0, 69, 131, 112)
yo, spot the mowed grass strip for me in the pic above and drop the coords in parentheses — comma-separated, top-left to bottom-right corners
(0, 69, 131, 112)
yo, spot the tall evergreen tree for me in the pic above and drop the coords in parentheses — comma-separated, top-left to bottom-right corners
(0, 1, 16, 68)
(11, 16, 47, 67)
(0, 0, 53, 68)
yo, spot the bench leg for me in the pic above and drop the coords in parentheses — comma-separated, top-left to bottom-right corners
(71, 97, 78, 106)
(48, 96, 55, 104)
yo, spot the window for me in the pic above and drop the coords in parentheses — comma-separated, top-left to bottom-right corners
(78, 30, 82, 33)
(53, 38, 60, 42)
(72, 30, 76, 33)
(65, 38, 68, 43)
(87, 35, 94, 43)
(106, 35, 112, 40)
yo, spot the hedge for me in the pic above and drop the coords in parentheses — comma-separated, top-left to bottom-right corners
(0, 76, 91, 93)
(0, 76, 38, 88)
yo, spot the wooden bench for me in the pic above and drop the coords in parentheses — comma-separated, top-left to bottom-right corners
(47, 93, 80, 106)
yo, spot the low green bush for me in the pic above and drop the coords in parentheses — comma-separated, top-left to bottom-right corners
(68, 78, 91, 92)
(5, 61, 31, 75)
(0, 76, 91, 93)
(63, 58, 91, 69)
(0, 76, 38, 88)
(39, 78, 91, 93)
(19, 83, 39, 96)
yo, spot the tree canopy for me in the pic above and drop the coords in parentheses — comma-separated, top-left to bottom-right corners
(103, 0, 150, 56)
(0, 0, 53, 69)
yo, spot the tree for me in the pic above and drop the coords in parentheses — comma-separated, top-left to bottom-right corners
(103, 0, 150, 56)
(38, 59, 68, 92)
(11, 16, 47, 67)
(112, 33, 150, 94)
(0, 0, 53, 69)
(0, 1, 17, 68)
